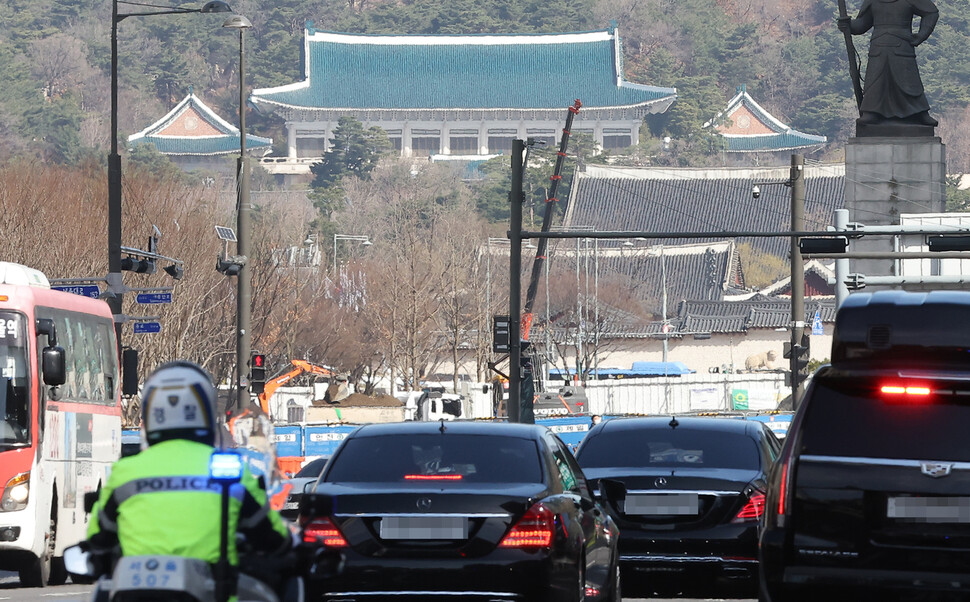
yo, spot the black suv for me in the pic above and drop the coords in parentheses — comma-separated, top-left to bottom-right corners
(760, 290, 970, 601)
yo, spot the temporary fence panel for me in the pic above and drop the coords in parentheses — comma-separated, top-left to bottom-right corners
(573, 373, 787, 416)
(537, 415, 591, 452)
(304, 424, 358, 457)
(272, 425, 304, 457)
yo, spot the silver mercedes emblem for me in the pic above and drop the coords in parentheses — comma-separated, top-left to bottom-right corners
(655, 477, 667, 488)
(416, 497, 433, 510)
(920, 462, 953, 478)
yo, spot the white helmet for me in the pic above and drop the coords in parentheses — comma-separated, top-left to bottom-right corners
(141, 361, 217, 446)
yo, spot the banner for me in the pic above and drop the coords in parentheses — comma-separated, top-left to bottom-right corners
(689, 386, 721, 411)
(732, 388, 779, 411)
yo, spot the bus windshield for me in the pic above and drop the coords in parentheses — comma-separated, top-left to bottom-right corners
(0, 310, 30, 447)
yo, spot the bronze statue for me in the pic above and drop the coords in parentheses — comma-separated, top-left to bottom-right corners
(838, 0, 939, 129)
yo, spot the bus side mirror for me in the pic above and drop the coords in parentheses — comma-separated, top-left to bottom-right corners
(35, 318, 66, 387)
(122, 349, 139, 396)
(42, 346, 66, 387)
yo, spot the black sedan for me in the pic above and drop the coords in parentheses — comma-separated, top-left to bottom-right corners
(575, 416, 780, 598)
(298, 421, 620, 601)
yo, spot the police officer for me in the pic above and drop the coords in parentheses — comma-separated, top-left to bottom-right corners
(87, 361, 294, 597)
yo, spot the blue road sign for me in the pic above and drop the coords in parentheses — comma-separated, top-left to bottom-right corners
(135, 292, 172, 304)
(133, 322, 162, 334)
(51, 285, 100, 298)
(811, 309, 824, 336)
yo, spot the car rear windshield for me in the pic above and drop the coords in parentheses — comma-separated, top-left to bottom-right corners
(576, 427, 760, 470)
(325, 434, 542, 484)
(801, 378, 970, 461)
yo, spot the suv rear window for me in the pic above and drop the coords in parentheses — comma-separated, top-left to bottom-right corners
(325, 434, 542, 484)
(577, 427, 760, 470)
(801, 378, 970, 461)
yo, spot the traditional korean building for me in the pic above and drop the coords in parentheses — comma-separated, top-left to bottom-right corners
(705, 84, 826, 163)
(128, 91, 272, 176)
(250, 24, 677, 175)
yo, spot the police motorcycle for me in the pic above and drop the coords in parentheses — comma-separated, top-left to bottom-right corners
(64, 450, 342, 602)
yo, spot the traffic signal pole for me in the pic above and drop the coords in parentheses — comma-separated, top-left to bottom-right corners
(789, 154, 806, 407)
(508, 139, 525, 424)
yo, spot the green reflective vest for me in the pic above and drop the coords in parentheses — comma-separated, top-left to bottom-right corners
(87, 439, 290, 565)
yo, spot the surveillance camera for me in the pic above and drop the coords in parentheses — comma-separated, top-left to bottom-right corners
(752, 185, 761, 199)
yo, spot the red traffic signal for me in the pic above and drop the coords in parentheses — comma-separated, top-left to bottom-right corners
(252, 353, 265, 368)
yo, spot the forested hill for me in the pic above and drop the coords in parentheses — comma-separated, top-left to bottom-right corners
(2, 0, 970, 168)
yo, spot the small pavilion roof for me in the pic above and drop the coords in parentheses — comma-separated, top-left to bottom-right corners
(705, 84, 826, 153)
(251, 25, 676, 114)
(129, 92, 272, 156)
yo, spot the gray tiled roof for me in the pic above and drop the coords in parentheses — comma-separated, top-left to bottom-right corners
(675, 298, 837, 334)
(563, 167, 845, 258)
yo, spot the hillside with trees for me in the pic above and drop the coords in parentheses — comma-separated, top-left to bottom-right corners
(2, 0, 970, 168)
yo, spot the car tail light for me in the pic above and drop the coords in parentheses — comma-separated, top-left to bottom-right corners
(499, 502, 555, 548)
(303, 517, 348, 547)
(732, 491, 766, 523)
(774, 443, 795, 527)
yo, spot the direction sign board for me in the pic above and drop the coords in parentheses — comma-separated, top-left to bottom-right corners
(492, 315, 510, 353)
(132, 322, 162, 334)
(51, 285, 100, 298)
(135, 292, 173, 304)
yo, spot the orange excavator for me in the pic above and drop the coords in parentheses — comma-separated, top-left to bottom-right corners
(257, 359, 338, 415)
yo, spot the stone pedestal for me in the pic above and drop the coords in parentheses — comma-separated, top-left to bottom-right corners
(845, 136, 946, 280)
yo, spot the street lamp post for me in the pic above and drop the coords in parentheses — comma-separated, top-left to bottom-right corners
(108, 0, 232, 355)
(223, 14, 253, 414)
(332, 234, 372, 274)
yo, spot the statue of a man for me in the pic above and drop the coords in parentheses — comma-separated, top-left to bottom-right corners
(838, 0, 939, 127)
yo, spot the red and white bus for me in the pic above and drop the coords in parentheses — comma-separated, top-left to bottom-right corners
(0, 262, 122, 586)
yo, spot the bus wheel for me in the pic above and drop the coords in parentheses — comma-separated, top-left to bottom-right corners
(18, 517, 54, 587)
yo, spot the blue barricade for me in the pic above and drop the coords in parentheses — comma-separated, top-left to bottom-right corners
(537, 416, 592, 452)
(303, 424, 358, 457)
(273, 425, 303, 457)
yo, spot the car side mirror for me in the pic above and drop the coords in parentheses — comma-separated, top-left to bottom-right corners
(63, 544, 97, 579)
(84, 491, 100, 514)
(598, 478, 627, 504)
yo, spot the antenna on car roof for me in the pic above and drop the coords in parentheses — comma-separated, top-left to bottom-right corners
(439, 418, 446, 433)
(669, 416, 679, 429)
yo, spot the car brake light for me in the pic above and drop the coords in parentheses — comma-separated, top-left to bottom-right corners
(732, 492, 765, 523)
(404, 474, 463, 481)
(880, 385, 931, 396)
(499, 503, 555, 548)
(303, 517, 348, 547)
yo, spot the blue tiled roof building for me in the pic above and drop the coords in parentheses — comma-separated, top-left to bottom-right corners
(250, 25, 676, 164)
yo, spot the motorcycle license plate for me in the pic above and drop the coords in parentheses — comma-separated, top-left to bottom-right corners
(112, 556, 195, 591)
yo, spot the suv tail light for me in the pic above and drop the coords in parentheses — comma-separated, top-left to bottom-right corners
(303, 517, 348, 547)
(499, 502, 555, 548)
(732, 491, 765, 523)
(774, 444, 795, 527)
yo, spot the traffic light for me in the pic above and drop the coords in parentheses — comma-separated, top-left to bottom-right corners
(784, 334, 811, 387)
(121, 256, 156, 274)
(795, 333, 811, 381)
(250, 353, 266, 394)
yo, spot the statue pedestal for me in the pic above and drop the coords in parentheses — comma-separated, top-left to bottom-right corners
(844, 136, 946, 280)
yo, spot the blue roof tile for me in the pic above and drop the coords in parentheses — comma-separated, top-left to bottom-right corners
(251, 29, 676, 111)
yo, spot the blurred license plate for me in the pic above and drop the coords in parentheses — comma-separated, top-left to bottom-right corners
(887, 496, 970, 523)
(626, 493, 699, 515)
(380, 516, 468, 540)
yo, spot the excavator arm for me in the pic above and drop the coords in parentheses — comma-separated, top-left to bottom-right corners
(257, 359, 337, 416)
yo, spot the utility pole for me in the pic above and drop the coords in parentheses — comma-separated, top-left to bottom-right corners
(789, 154, 806, 407)
(234, 19, 253, 415)
(508, 139, 525, 423)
